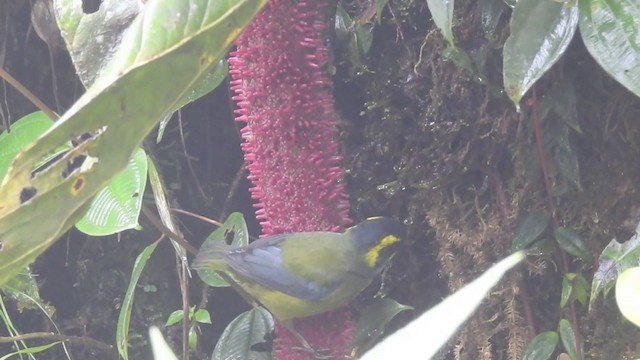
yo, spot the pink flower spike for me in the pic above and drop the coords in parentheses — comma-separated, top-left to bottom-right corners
(228, 0, 355, 358)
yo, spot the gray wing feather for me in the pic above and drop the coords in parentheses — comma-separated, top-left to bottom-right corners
(223, 234, 337, 301)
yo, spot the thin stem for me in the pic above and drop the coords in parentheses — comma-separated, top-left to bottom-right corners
(531, 86, 583, 360)
(170, 208, 224, 228)
(141, 205, 198, 255)
(0, 67, 57, 120)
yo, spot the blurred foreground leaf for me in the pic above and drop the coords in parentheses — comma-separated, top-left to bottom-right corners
(0, 0, 266, 286)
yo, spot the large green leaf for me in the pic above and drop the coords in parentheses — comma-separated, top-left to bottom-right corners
(0, 0, 267, 286)
(503, 0, 578, 107)
(75, 147, 148, 236)
(579, 0, 640, 97)
(212, 307, 274, 360)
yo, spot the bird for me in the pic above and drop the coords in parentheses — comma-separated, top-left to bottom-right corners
(192, 216, 404, 355)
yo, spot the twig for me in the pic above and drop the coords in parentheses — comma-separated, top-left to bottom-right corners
(531, 86, 583, 360)
(179, 260, 190, 360)
(0, 67, 57, 120)
(177, 112, 208, 201)
(141, 205, 198, 255)
(219, 165, 247, 221)
(170, 208, 224, 228)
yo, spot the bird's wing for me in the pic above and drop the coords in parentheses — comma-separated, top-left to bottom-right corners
(223, 234, 343, 302)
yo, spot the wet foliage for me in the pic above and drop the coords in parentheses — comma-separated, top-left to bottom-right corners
(1, 0, 640, 359)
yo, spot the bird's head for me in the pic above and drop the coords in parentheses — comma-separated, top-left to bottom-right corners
(346, 217, 404, 273)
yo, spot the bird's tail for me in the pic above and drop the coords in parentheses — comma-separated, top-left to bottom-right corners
(191, 241, 231, 271)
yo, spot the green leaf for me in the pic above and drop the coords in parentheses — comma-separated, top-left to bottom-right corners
(503, 0, 578, 106)
(522, 331, 558, 360)
(558, 319, 579, 360)
(75, 148, 148, 236)
(165, 309, 185, 327)
(212, 307, 274, 360)
(560, 275, 572, 308)
(554, 143, 582, 192)
(194, 308, 212, 324)
(579, 0, 640, 97)
(548, 120, 571, 152)
(2, 269, 54, 315)
(375, 0, 390, 23)
(590, 225, 640, 310)
(549, 81, 581, 134)
(426, 0, 455, 45)
(188, 326, 199, 350)
(562, 272, 590, 309)
(334, 4, 353, 43)
(0, 112, 52, 180)
(356, 298, 413, 350)
(512, 212, 550, 251)
(196, 212, 249, 287)
(616, 266, 640, 328)
(480, 0, 506, 40)
(149, 327, 179, 360)
(442, 46, 475, 73)
(57, 0, 229, 142)
(571, 273, 589, 306)
(554, 227, 592, 262)
(355, 23, 374, 55)
(117, 242, 158, 360)
(0, 341, 62, 360)
(0, 0, 266, 286)
(360, 251, 526, 360)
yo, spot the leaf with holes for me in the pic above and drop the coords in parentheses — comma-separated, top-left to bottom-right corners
(195, 212, 249, 287)
(0, 0, 266, 286)
(0, 112, 69, 181)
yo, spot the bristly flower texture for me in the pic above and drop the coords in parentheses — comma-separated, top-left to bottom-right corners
(229, 0, 353, 358)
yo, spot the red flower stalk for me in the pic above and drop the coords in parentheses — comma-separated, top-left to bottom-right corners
(229, 0, 353, 358)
